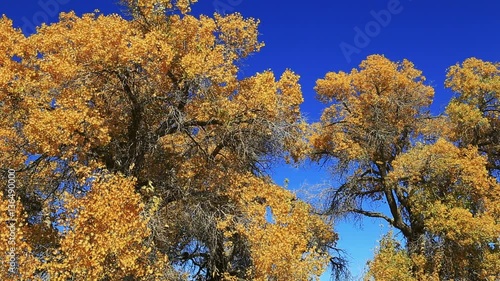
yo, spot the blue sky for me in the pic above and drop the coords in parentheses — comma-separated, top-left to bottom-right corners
(2, 0, 500, 279)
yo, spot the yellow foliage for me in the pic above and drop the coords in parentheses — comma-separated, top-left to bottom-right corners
(0, 1, 330, 280)
(444, 57, 500, 173)
(0, 198, 40, 281)
(311, 55, 434, 163)
(44, 174, 151, 280)
(220, 173, 336, 280)
(365, 233, 417, 281)
(313, 55, 500, 280)
(387, 139, 500, 279)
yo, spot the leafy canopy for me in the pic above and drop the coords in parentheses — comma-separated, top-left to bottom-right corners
(0, 1, 338, 280)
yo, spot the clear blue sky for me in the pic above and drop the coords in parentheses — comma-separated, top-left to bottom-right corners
(3, 1, 500, 280)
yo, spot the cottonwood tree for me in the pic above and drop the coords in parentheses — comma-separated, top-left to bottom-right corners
(310, 55, 500, 280)
(445, 58, 500, 176)
(0, 1, 340, 280)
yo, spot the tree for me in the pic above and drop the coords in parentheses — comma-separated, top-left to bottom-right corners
(445, 58, 500, 175)
(364, 232, 420, 281)
(0, 1, 340, 280)
(310, 55, 500, 280)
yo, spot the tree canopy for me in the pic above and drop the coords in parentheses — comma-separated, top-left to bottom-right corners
(0, 1, 338, 280)
(310, 55, 499, 280)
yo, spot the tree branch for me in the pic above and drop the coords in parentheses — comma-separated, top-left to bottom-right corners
(352, 208, 394, 225)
